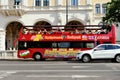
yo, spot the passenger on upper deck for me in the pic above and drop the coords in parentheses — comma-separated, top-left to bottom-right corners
(23, 28, 31, 34)
(81, 28, 87, 34)
(38, 30, 42, 34)
(43, 29, 47, 34)
(49, 29, 55, 34)
(106, 25, 111, 33)
(88, 30, 92, 34)
(94, 30, 100, 34)
(100, 29, 106, 34)
(74, 29, 79, 34)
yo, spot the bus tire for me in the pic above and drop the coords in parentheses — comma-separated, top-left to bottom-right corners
(82, 54, 91, 63)
(33, 53, 42, 61)
(115, 54, 120, 63)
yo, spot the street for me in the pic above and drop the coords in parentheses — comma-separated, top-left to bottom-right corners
(0, 60, 120, 80)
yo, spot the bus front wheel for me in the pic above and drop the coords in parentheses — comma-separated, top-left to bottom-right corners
(33, 53, 42, 61)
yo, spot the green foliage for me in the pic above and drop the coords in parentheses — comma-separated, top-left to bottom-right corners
(103, 0, 120, 24)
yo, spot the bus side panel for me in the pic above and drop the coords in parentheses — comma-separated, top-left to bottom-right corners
(29, 48, 91, 59)
(18, 50, 31, 58)
(18, 48, 92, 59)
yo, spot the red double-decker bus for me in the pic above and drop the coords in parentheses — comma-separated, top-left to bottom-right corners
(17, 24, 116, 61)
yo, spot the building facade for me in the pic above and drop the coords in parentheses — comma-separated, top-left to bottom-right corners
(0, 0, 111, 50)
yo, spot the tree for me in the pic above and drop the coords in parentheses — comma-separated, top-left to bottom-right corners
(103, 0, 120, 25)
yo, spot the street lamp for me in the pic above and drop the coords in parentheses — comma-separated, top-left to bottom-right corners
(66, 0, 68, 25)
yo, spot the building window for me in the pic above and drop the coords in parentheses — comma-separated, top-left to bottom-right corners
(95, 4, 100, 14)
(43, 0, 49, 6)
(102, 4, 106, 14)
(71, 0, 78, 6)
(35, 0, 41, 6)
(14, 0, 21, 5)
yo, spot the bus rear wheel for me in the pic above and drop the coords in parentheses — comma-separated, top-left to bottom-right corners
(33, 53, 42, 61)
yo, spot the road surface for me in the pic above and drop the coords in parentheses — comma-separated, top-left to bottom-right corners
(0, 60, 120, 80)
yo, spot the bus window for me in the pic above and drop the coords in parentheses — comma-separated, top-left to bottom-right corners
(70, 42, 96, 48)
(18, 41, 28, 50)
(52, 42, 57, 48)
(18, 41, 52, 49)
(86, 43, 94, 48)
(103, 42, 112, 44)
(34, 42, 52, 48)
(58, 42, 70, 48)
(71, 42, 83, 48)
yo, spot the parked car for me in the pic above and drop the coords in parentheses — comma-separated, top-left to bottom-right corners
(76, 44, 120, 63)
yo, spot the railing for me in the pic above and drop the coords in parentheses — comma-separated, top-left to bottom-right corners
(23, 5, 92, 11)
(0, 5, 92, 11)
(0, 5, 94, 17)
(0, 50, 18, 59)
(0, 5, 23, 9)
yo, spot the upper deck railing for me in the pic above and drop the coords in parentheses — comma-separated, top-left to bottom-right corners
(17, 24, 116, 44)
(21, 25, 110, 35)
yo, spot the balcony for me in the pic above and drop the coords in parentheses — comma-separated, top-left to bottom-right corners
(0, 4, 92, 16)
(0, 5, 26, 16)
